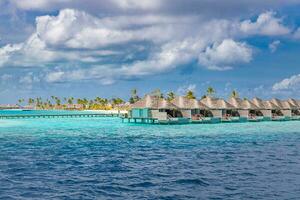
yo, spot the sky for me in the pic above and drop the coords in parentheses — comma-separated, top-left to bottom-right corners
(1, 0, 300, 103)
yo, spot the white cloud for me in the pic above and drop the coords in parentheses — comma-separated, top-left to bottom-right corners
(272, 74, 300, 91)
(294, 28, 300, 39)
(45, 71, 65, 82)
(269, 40, 281, 53)
(11, 0, 72, 10)
(240, 11, 290, 36)
(0, 43, 23, 66)
(198, 39, 253, 70)
(177, 84, 197, 95)
(111, 0, 161, 10)
(0, 9, 292, 84)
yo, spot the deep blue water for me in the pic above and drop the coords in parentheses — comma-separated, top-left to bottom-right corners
(0, 112, 300, 199)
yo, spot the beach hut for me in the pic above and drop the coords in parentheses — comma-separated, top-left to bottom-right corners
(270, 98, 294, 120)
(283, 99, 300, 119)
(200, 97, 235, 122)
(171, 96, 209, 121)
(252, 98, 285, 120)
(129, 95, 188, 124)
(251, 98, 274, 121)
(288, 98, 300, 109)
(228, 97, 260, 121)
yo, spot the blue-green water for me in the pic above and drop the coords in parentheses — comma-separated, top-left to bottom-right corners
(0, 111, 300, 199)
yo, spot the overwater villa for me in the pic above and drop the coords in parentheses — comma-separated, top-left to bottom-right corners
(128, 95, 190, 124)
(125, 94, 300, 125)
(171, 96, 212, 123)
(228, 97, 261, 122)
(251, 98, 279, 121)
(270, 98, 295, 120)
(285, 99, 300, 119)
(200, 96, 238, 122)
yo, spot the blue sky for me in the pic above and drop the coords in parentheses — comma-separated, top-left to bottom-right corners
(1, 0, 300, 103)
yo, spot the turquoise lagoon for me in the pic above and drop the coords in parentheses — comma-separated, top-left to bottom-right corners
(0, 110, 300, 199)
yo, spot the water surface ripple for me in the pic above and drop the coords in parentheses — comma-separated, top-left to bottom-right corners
(0, 117, 300, 199)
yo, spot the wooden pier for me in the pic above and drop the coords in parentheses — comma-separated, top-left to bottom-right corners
(0, 113, 122, 119)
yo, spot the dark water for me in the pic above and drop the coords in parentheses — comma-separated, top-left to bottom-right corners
(0, 117, 300, 199)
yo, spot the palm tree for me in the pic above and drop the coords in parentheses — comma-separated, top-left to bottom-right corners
(185, 90, 196, 100)
(167, 92, 175, 101)
(201, 95, 207, 100)
(112, 98, 124, 107)
(206, 86, 215, 97)
(67, 97, 74, 105)
(55, 97, 61, 106)
(151, 89, 164, 98)
(28, 98, 34, 106)
(230, 90, 239, 98)
(130, 89, 140, 104)
(18, 99, 24, 105)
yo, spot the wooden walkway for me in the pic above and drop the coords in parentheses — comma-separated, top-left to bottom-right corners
(0, 113, 122, 119)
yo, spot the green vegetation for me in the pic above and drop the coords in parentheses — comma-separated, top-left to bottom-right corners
(206, 86, 215, 97)
(167, 91, 175, 101)
(185, 90, 196, 100)
(18, 96, 127, 110)
(17, 88, 247, 110)
(230, 90, 239, 98)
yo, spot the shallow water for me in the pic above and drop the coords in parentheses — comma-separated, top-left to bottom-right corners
(0, 113, 300, 199)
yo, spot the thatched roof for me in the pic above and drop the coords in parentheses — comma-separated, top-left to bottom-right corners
(281, 100, 299, 110)
(264, 100, 281, 110)
(131, 95, 178, 109)
(228, 97, 259, 110)
(157, 98, 178, 109)
(270, 98, 285, 109)
(270, 98, 298, 110)
(172, 96, 208, 109)
(288, 98, 300, 109)
(201, 96, 235, 109)
(252, 98, 280, 110)
(251, 97, 265, 109)
(228, 97, 243, 108)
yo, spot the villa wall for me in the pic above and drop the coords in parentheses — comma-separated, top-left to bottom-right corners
(261, 109, 272, 120)
(211, 110, 222, 118)
(181, 110, 191, 118)
(131, 108, 150, 118)
(238, 110, 248, 118)
(151, 110, 167, 120)
(282, 110, 292, 117)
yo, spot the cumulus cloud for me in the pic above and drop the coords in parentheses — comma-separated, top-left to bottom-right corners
(177, 84, 197, 95)
(198, 39, 253, 70)
(269, 40, 281, 53)
(0, 8, 292, 84)
(240, 11, 290, 36)
(272, 74, 300, 91)
(9, 0, 300, 16)
(294, 28, 300, 39)
(11, 0, 72, 10)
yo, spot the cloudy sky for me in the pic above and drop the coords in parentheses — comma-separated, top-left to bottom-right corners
(1, 0, 300, 103)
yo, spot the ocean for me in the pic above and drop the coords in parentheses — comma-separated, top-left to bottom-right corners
(0, 111, 299, 199)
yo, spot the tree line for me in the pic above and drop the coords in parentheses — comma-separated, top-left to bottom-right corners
(17, 87, 240, 110)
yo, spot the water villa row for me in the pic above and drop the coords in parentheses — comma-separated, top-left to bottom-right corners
(123, 95, 300, 124)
